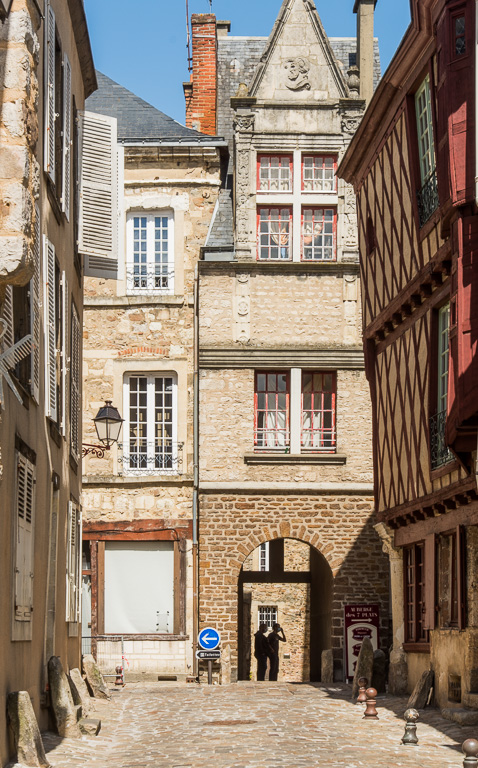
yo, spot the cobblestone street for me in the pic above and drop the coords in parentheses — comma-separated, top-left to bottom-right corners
(42, 683, 476, 768)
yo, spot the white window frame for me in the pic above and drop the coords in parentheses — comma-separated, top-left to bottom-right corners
(437, 303, 450, 414)
(122, 373, 178, 475)
(126, 211, 174, 295)
(258, 605, 277, 631)
(415, 75, 436, 187)
(259, 542, 270, 572)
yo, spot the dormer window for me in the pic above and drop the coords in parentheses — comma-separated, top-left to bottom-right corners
(257, 155, 292, 192)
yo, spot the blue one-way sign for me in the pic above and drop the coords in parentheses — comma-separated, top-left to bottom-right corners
(198, 627, 221, 650)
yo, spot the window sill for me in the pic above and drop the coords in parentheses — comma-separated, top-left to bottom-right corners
(430, 459, 459, 480)
(402, 643, 430, 653)
(244, 452, 346, 465)
(95, 633, 189, 641)
(82, 473, 193, 486)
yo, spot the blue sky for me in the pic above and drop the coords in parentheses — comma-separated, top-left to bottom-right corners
(84, 1, 412, 123)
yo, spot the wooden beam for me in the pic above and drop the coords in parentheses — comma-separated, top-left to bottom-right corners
(394, 503, 478, 546)
(240, 571, 311, 584)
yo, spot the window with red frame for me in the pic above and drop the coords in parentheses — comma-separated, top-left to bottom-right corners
(257, 155, 292, 192)
(301, 372, 336, 452)
(302, 155, 337, 192)
(302, 208, 336, 261)
(254, 372, 289, 450)
(453, 14, 466, 57)
(404, 543, 429, 643)
(258, 207, 292, 260)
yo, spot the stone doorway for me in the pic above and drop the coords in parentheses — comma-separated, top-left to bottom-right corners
(238, 537, 332, 682)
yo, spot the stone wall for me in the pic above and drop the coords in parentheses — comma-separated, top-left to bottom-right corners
(198, 494, 390, 680)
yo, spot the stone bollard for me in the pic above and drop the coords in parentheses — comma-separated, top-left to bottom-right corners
(401, 708, 419, 745)
(357, 677, 368, 704)
(463, 739, 478, 768)
(115, 665, 123, 685)
(363, 687, 379, 720)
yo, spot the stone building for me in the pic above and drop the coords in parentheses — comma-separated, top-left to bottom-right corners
(186, 0, 391, 683)
(81, 73, 227, 680)
(340, 0, 478, 713)
(0, 0, 96, 762)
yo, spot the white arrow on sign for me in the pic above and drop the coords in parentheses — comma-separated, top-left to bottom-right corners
(198, 627, 221, 650)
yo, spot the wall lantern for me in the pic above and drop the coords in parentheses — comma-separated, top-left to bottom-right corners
(82, 401, 124, 458)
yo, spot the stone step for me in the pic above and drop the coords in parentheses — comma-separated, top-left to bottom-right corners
(79, 718, 102, 736)
(463, 691, 478, 710)
(441, 707, 478, 726)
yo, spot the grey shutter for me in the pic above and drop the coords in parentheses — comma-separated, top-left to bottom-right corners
(66, 501, 79, 621)
(44, 1, 56, 182)
(76, 509, 82, 621)
(43, 236, 57, 421)
(30, 204, 41, 402)
(2, 285, 14, 351)
(78, 111, 118, 279)
(62, 53, 72, 220)
(14, 452, 35, 622)
(70, 302, 81, 461)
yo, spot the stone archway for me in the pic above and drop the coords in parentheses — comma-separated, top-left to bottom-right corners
(237, 535, 333, 682)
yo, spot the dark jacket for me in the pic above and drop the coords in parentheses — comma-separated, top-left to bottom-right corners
(254, 631, 270, 659)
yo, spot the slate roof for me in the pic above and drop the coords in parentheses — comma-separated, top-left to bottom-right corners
(205, 189, 234, 249)
(86, 71, 223, 144)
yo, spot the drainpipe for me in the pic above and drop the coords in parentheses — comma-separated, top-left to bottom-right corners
(475, 0, 478, 203)
(192, 263, 200, 676)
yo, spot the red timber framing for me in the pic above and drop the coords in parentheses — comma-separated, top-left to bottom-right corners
(84, 519, 192, 647)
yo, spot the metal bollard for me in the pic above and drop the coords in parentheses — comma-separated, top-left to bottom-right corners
(363, 687, 379, 719)
(357, 677, 368, 704)
(463, 739, 478, 768)
(401, 708, 419, 745)
(115, 664, 123, 685)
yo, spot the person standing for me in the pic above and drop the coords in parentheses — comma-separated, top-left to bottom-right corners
(254, 623, 271, 681)
(267, 623, 286, 681)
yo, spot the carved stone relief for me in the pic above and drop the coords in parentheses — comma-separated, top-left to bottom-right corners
(235, 148, 251, 248)
(344, 186, 356, 216)
(284, 57, 311, 91)
(233, 114, 255, 132)
(341, 114, 362, 134)
(234, 273, 251, 343)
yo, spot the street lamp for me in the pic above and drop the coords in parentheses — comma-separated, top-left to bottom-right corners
(82, 401, 124, 458)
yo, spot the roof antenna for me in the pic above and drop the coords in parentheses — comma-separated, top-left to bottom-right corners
(208, 0, 212, 9)
(186, 0, 192, 72)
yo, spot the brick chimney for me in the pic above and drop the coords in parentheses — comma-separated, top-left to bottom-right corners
(353, 0, 377, 104)
(184, 14, 217, 135)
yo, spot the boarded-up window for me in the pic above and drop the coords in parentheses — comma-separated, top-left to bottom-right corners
(14, 452, 35, 623)
(104, 542, 174, 633)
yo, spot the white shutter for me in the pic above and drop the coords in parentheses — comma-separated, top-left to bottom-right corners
(62, 53, 72, 220)
(43, 236, 57, 421)
(78, 111, 118, 279)
(76, 509, 82, 622)
(2, 285, 14, 351)
(66, 501, 80, 622)
(60, 272, 68, 437)
(14, 452, 35, 622)
(30, 205, 41, 402)
(70, 302, 81, 461)
(44, 1, 56, 182)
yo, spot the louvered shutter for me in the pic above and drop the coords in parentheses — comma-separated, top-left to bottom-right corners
(30, 205, 41, 402)
(70, 302, 81, 461)
(14, 452, 35, 622)
(44, 2, 56, 182)
(2, 285, 14, 351)
(62, 53, 72, 220)
(76, 509, 82, 621)
(66, 501, 80, 621)
(43, 236, 57, 421)
(61, 272, 68, 437)
(78, 111, 118, 279)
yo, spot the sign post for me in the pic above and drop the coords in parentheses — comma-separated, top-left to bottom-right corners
(198, 627, 221, 685)
(344, 604, 380, 680)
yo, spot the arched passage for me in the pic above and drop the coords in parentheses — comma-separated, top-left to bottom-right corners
(238, 537, 332, 682)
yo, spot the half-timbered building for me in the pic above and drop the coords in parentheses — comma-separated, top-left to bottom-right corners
(186, 0, 391, 684)
(340, 0, 478, 713)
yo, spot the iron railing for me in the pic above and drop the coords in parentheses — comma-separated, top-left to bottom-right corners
(417, 172, 439, 227)
(430, 409, 453, 469)
(118, 440, 184, 476)
(125, 266, 174, 294)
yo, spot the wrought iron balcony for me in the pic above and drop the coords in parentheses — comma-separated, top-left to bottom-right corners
(417, 172, 439, 228)
(118, 441, 184, 476)
(429, 409, 453, 470)
(125, 265, 174, 294)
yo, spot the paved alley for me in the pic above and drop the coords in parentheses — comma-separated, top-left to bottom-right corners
(42, 682, 476, 768)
